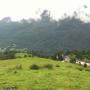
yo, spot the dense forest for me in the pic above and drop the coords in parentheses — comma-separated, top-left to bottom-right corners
(0, 10, 90, 55)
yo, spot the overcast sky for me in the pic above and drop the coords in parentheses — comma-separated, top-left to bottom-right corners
(0, 0, 90, 21)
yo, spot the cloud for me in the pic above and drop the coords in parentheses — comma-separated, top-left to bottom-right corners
(0, 0, 89, 20)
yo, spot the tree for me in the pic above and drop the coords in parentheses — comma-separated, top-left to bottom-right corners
(51, 50, 64, 61)
(40, 10, 51, 22)
(1, 17, 11, 23)
(70, 58, 76, 64)
(69, 53, 76, 64)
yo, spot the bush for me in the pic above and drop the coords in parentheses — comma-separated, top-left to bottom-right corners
(28, 55, 31, 57)
(56, 64, 60, 67)
(70, 58, 76, 64)
(30, 64, 40, 70)
(84, 63, 87, 68)
(24, 55, 27, 58)
(13, 70, 18, 74)
(43, 64, 53, 69)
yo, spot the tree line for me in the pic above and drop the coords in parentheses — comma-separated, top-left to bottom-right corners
(0, 46, 90, 65)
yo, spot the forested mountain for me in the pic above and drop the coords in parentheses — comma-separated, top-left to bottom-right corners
(0, 10, 90, 54)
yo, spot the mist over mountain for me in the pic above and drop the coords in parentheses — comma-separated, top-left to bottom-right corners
(0, 9, 90, 55)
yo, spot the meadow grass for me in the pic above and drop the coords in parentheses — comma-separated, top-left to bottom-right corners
(0, 57, 90, 90)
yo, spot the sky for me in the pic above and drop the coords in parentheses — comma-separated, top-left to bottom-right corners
(0, 0, 90, 21)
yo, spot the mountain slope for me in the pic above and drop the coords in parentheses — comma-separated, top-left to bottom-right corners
(0, 17, 90, 54)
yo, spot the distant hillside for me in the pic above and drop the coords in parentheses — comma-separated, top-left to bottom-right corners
(0, 10, 90, 54)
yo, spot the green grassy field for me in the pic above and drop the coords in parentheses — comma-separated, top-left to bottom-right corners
(0, 57, 90, 90)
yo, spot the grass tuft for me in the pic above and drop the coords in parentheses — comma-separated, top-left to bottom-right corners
(43, 64, 53, 69)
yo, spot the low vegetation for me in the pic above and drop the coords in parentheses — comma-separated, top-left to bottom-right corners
(30, 64, 40, 70)
(0, 57, 89, 90)
(43, 64, 53, 69)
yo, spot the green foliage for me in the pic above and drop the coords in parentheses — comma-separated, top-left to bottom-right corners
(0, 46, 17, 60)
(13, 70, 18, 74)
(51, 50, 64, 60)
(56, 64, 60, 67)
(15, 53, 29, 58)
(68, 53, 76, 64)
(0, 15, 90, 55)
(83, 63, 87, 68)
(30, 64, 40, 70)
(24, 55, 27, 58)
(28, 54, 31, 57)
(70, 58, 76, 64)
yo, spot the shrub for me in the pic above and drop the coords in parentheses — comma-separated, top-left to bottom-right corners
(13, 70, 18, 74)
(24, 55, 27, 58)
(28, 55, 31, 57)
(56, 64, 60, 67)
(70, 58, 76, 64)
(84, 63, 87, 68)
(30, 64, 40, 70)
(43, 64, 53, 69)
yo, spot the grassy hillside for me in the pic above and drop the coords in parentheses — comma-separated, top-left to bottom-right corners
(0, 57, 90, 90)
